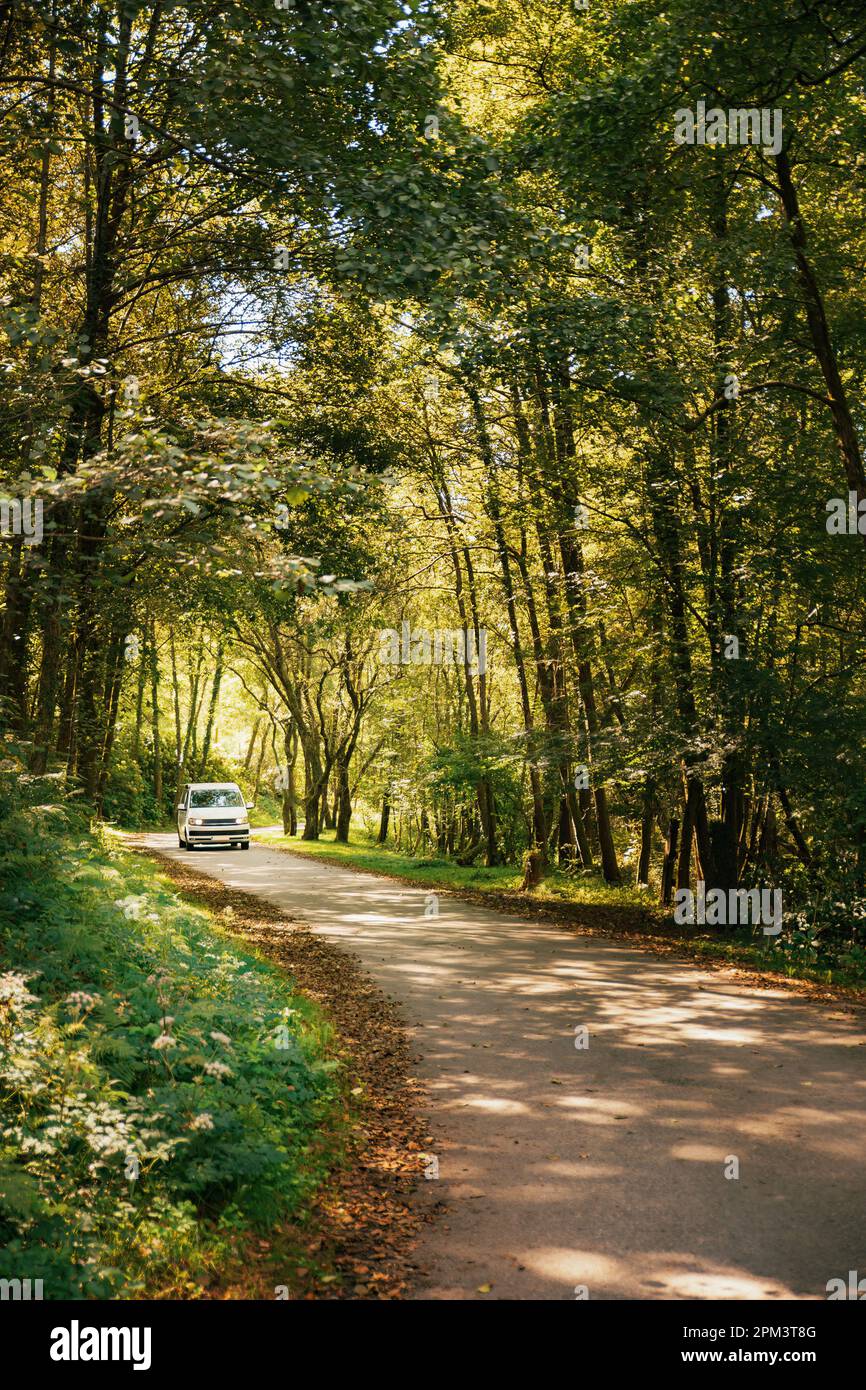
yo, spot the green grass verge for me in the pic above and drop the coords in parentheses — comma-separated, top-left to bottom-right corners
(257, 826, 651, 907)
(0, 792, 343, 1298)
(256, 828, 866, 996)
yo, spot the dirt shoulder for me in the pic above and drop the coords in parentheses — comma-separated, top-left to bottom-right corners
(133, 843, 434, 1300)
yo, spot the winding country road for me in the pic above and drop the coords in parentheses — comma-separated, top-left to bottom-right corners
(144, 831, 866, 1301)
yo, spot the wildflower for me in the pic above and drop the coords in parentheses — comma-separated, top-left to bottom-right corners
(203, 1060, 232, 1079)
(65, 991, 100, 1016)
(210, 1031, 232, 1047)
(188, 1112, 215, 1132)
(152, 1033, 177, 1051)
(0, 973, 37, 1010)
(115, 895, 146, 921)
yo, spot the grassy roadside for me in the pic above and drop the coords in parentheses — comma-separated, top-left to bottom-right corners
(137, 847, 430, 1300)
(0, 787, 347, 1299)
(255, 827, 866, 1002)
(256, 827, 649, 909)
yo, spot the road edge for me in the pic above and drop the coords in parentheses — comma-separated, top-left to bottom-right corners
(256, 835, 866, 1015)
(132, 840, 441, 1300)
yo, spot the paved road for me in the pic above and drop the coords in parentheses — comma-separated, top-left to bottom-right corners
(144, 831, 866, 1301)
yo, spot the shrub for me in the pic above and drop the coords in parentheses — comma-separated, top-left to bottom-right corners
(0, 774, 339, 1297)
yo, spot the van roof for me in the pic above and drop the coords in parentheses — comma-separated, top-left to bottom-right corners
(185, 782, 241, 789)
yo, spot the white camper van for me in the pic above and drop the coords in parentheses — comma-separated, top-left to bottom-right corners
(176, 782, 253, 851)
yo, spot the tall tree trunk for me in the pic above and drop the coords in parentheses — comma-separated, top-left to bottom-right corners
(470, 382, 547, 857)
(32, 7, 137, 777)
(660, 816, 680, 907)
(0, 14, 56, 734)
(183, 639, 205, 773)
(30, 594, 64, 773)
(511, 382, 593, 866)
(637, 777, 655, 887)
(252, 727, 268, 805)
(334, 758, 352, 842)
(645, 446, 713, 880)
(434, 470, 500, 865)
(544, 356, 621, 883)
(708, 181, 745, 867)
(132, 626, 147, 761)
(300, 736, 326, 840)
(169, 629, 184, 805)
(244, 717, 262, 769)
(775, 145, 866, 548)
(282, 720, 298, 836)
(378, 785, 391, 843)
(677, 777, 698, 892)
(96, 626, 126, 813)
(149, 620, 162, 807)
(197, 641, 224, 778)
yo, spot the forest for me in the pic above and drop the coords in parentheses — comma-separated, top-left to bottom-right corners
(2, 0, 866, 1308)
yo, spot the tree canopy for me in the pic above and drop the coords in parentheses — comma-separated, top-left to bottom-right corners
(4, 0, 866, 969)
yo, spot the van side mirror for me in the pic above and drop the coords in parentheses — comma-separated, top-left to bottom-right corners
(245, 802, 255, 811)
(176, 804, 184, 812)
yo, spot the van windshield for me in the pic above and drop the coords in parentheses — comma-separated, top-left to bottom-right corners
(189, 787, 244, 808)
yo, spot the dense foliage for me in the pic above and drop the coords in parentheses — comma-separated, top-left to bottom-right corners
(3, 1, 866, 967)
(0, 776, 338, 1296)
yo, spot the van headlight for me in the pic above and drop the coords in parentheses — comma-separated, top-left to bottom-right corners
(234, 816, 248, 825)
(189, 816, 204, 826)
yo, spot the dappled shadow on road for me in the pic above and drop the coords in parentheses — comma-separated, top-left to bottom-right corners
(148, 836, 866, 1300)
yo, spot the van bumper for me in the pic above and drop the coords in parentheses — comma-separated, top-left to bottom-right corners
(187, 827, 250, 845)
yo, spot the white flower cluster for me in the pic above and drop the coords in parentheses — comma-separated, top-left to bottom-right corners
(188, 1112, 215, 1132)
(114, 894, 159, 923)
